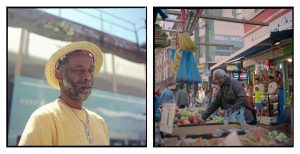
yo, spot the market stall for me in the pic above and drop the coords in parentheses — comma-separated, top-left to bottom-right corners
(155, 104, 292, 146)
(161, 126, 290, 146)
(154, 9, 293, 147)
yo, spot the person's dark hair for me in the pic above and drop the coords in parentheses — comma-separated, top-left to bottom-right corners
(255, 87, 259, 91)
(56, 55, 69, 70)
(269, 76, 274, 80)
(205, 90, 211, 95)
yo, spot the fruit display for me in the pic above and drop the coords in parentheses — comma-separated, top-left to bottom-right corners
(177, 138, 221, 146)
(189, 107, 206, 113)
(239, 127, 277, 146)
(169, 127, 291, 146)
(239, 128, 291, 146)
(206, 116, 224, 124)
(270, 130, 290, 144)
(174, 108, 204, 126)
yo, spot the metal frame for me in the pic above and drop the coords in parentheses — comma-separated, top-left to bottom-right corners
(159, 9, 269, 29)
(170, 42, 234, 47)
(188, 9, 203, 34)
(155, 9, 270, 46)
(199, 14, 269, 26)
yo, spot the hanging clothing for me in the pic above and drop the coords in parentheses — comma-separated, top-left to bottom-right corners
(176, 50, 202, 84)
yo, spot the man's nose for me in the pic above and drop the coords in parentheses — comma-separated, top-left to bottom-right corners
(82, 70, 93, 81)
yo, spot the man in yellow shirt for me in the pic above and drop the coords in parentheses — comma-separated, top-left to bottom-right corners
(19, 41, 109, 146)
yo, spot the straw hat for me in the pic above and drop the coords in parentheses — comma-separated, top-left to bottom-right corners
(45, 41, 103, 89)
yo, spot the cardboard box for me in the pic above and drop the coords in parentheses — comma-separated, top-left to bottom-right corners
(260, 116, 277, 125)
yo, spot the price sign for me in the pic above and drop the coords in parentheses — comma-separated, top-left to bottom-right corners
(160, 103, 176, 134)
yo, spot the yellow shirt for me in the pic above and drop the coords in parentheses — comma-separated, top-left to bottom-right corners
(18, 99, 109, 146)
(255, 91, 263, 103)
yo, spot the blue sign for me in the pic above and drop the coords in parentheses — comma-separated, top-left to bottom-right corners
(232, 72, 248, 81)
(8, 76, 146, 146)
(204, 69, 211, 77)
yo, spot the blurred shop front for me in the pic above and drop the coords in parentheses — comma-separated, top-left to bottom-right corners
(242, 40, 293, 125)
(211, 8, 293, 127)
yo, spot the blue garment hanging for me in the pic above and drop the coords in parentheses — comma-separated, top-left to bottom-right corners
(176, 50, 202, 84)
(170, 48, 176, 61)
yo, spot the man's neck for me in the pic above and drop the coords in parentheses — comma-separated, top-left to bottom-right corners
(59, 93, 83, 110)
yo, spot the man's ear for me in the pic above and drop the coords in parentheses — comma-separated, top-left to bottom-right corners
(55, 69, 63, 84)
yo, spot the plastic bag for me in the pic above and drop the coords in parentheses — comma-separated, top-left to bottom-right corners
(224, 106, 246, 125)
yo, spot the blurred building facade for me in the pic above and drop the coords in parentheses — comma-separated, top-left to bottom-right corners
(154, 47, 173, 87)
(196, 9, 244, 85)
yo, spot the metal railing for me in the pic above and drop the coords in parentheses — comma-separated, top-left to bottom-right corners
(40, 8, 145, 46)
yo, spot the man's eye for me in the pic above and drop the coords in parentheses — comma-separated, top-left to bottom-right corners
(73, 69, 83, 73)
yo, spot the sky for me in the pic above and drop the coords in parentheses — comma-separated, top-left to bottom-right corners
(39, 8, 146, 45)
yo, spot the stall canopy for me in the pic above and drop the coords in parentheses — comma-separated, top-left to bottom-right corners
(211, 29, 293, 70)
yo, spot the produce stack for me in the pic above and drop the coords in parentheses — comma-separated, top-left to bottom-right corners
(173, 127, 291, 146)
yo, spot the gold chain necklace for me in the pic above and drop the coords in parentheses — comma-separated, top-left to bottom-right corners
(58, 98, 94, 144)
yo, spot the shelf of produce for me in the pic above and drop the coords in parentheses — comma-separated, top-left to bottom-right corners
(172, 123, 253, 137)
(161, 127, 291, 146)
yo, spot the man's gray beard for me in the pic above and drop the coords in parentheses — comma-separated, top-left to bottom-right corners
(62, 73, 93, 101)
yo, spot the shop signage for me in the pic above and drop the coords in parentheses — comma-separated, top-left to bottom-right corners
(160, 103, 176, 134)
(243, 48, 283, 68)
(204, 69, 211, 77)
(226, 64, 239, 71)
(244, 10, 292, 46)
(198, 64, 205, 74)
(202, 75, 209, 82)
(232, 72, 248, 81)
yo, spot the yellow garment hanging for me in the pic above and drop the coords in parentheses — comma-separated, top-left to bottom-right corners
(179, 32, 197, 52)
